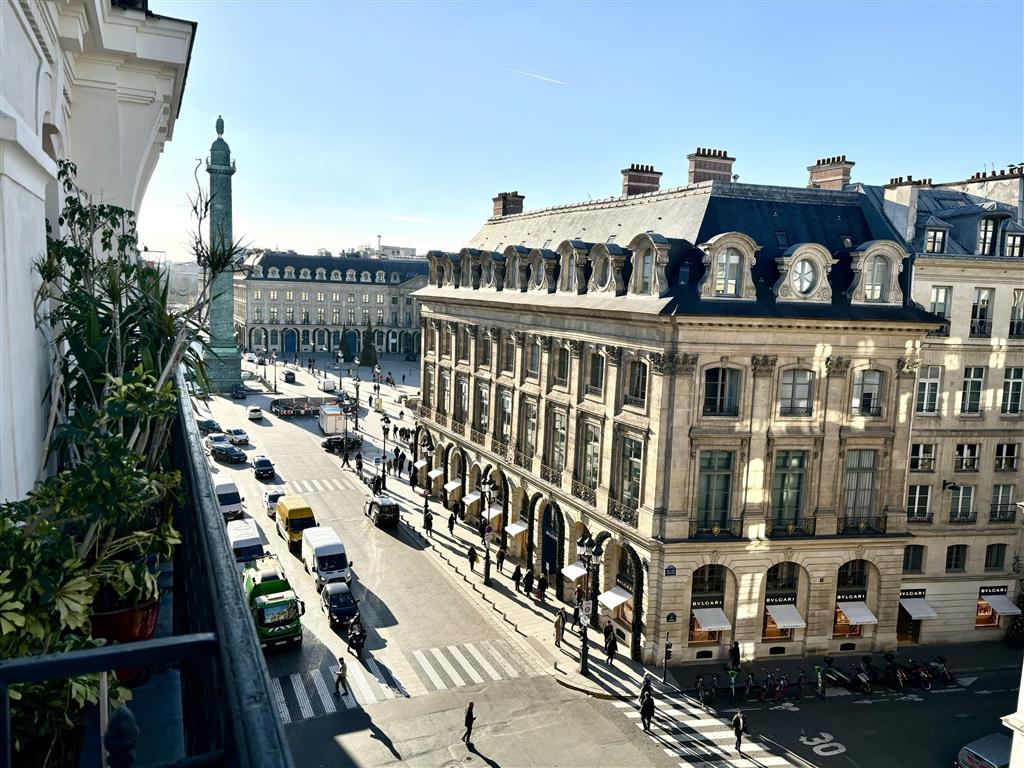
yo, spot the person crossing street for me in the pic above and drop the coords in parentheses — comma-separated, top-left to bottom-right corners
(333, 657, 348, 697)
(461, 702, 476, 744)
(732, 710, 747, 756)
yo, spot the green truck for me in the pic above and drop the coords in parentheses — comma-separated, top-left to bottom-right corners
(243, 555, 305, 649)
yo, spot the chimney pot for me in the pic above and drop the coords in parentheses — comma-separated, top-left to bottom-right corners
(686, 147, 735, 184)
(621, 162, 663, 197)
(492, 190, 525, 217)
(807, 154, 855, 190)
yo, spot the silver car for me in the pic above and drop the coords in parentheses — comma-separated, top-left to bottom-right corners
(955, 733, 1010, 768)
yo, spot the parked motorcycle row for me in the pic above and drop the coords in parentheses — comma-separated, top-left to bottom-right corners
(694, 654, 956, 705)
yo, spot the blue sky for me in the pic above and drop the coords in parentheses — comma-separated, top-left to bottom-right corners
(140, 1, 1023, 261)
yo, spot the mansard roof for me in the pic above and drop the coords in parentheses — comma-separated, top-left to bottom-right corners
(250, 250, 428, 282)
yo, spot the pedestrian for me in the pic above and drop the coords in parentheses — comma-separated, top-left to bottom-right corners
(496, 546, 506, 574)
(639, 673, 653, 703)
(512, 564, 522, 592)
(553, 608, 565, 648)
(355, 453, 364, 478)
(341, 450, 351, 468)
(728, 640, 741, 671)
(334, 657, 349, 696)
(398, 409, 404, 421)
(537, 573, 548, 601)
(448, 511, 456, 536)
(478, 518, 487, 544)
(523, 569, 534, 598)
(575, 583, 584, 607)
(732, 710, 746, 755)
(605, 633, 618, 668)
(383, 424, 390, 441)
(372, 475, 382, 495)
(402, 373, 406, 384)
(424, 510, 433, 538)
(368, 395, 373, 409)
(603, 619, 614, 644)
(462, 701, 476, 744)
(640, 691, 655, 732)
(570, 602, 580, 632)
(468, 545, 478, 572)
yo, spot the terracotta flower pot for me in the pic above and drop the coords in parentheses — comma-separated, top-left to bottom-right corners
(90, 599, 160, 686)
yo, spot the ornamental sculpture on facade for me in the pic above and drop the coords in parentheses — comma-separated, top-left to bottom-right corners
(825, 355, 851, 377)
(569, 339, 583, 357)
(752, 354, 778, 377)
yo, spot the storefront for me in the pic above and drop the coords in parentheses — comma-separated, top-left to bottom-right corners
(462, 490, 482, 522)
(761, 563, 807, 654)
(833, 560, 878, 646)
(896, 588, 938, 643)
(976, 586, 1021, 630)
(688, 564, 731, 659)
(504, 519, 528, 561)
(599, 548, 638, 644)
(427, 468, 444, 496)
(444, 478, 463, 507)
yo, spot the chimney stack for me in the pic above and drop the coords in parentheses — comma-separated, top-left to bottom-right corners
(492, 191, 525, 218)
(807, 155, 855, 190)
(621, 163, 663, 197)
(686, 148, 735, 184)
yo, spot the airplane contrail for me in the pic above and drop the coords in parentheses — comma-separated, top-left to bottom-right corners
(500, 66, 567, 86)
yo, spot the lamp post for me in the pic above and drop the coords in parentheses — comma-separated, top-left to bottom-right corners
(381, 413, 392, 490)
(576, 533, 602, 676)
(353, 376, 361, 431)
(424, 446, 435, 501)
(481, 478, 494, 587)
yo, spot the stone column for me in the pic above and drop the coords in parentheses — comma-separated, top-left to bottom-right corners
(816, 355, 851, 536)
(744, 355, 777, 539)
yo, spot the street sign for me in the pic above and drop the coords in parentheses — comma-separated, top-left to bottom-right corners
(580, 601, 592, 618)
(373, 456, 381, 466)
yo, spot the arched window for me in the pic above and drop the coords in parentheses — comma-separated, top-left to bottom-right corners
(715, 247, 742, 296)
(689, 564, 727, 644)
(481, 258, 492, 287)
(532, 257, 545, 289)
(360, 271, 371, 282)
(594, 255, 610, 289)
(565, 253, 576, 291)
(693, 564, 726, 595)
(299, 268, 311, 280)
(376, 270, 386, 283)
(390, 272, 401, 283)
(837, 559, 868, 589)
(616, 547, 635, 592)
(330, 270, 341, 280)
(315, 268, 326, 280)
(346, 269, 356, 281)
(763, 562, 801, 640)
(864, 255, 889, 301)
(284, 267, 295, 279)
(638, 248, 653, 294)
(506, 254, 518, 290)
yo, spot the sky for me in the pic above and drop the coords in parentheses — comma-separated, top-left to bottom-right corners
(139, 0, 1024, 262)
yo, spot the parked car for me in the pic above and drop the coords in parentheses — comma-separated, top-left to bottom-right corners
(231, 383, 247, 399)
(205, 433, 229, 450)
(252, 454, 275, 479)
(247, 406, 263, 421)
(263, 488, 286, 518)
(214, 481, 245, 522)
(364, 495, 400, 527)
(283, 371, 296, 384)
(227, 519, 264, 569)
(196, 418, 221, 434)
(318, 378, 336, 392)
(955, 734, 1010, 768)
(321, 581, 359, 628)
(245, 352, 256, 363)
(210, 443, 247, 464)
(321, 434, 363, 453)
(224, 427, 250, 445)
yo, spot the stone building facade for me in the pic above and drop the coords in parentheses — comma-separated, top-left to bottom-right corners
(411, 155, 1023, 666)
(234, 250, 427, 358)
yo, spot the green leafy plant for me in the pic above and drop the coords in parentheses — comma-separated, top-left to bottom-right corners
(360, 320, 378, 368)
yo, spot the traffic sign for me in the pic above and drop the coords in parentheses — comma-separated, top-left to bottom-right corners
(580, 601, 592, 618)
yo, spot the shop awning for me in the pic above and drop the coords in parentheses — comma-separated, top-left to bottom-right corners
(983, 594, 1022, 616)
(462, 491, 481, 506)
(444, 479, 462, 493)
(691, 606, 731, 632)
(598, 586, 632, 611)
(561, 561, 588, 581)
(837, 601, 879, 625)
(505, 521, 528, 537)
(413, 459, 428, 469)
(427, 469, 444, 480)
(765, 602, 807, 630)
(487, 504, 503, 521)
(899, 597, 938, 620)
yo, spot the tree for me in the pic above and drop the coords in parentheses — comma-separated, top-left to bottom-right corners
(360, 321, 378, 369)
(340, 324, 354, 363)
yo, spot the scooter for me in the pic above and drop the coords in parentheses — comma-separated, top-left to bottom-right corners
(893, 655, 933, 691)
(857, 655, 885, 686)
(823, 656, 871, 694)
(927, 655, 956, 686)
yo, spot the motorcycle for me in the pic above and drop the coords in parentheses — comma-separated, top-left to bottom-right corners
(897, 655, 934, 691)
(823, 656, 871, 694)
(927, 655, 956, 686)
(857, 655, 885, 686)
(347, 619, 367, 659)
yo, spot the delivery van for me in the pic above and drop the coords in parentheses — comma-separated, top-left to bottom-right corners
(301, 527, 352, 590)
(214, 481, 245, 522)
(275, 495, 316, 552)
(226, 519, 265, 568)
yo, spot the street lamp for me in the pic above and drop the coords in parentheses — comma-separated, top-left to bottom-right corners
(481, 478, 494, 587)
(423, 445, 435, 501)
(576, 532, 602, 676)
(381, 413, 392, 490)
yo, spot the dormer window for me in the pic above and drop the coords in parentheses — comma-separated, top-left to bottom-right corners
(715, 248, 743, 297)
(331, 270, 341, 280)
(594, 255, 609, 288)
(506, 253, 519, 290)
(792, 259, 817, 294)
(284, 267, 295, 279)
(979, 218, 997, 255)
(346, 269, 356, 281)
(390, 271, 401, 283)
(299, 268, 311, 280)
(360, 271, 371, 282)
(1006, 234, 1023, 258)
(565, 253, 576, 292)
(637, 248, 653, 294)
(848, 241, 904, 306)
(864, 255, 890, 301)
(925, 229, 946, 254)
(376, 271, 386, 283)
(268, 267, 279, 278)
(252, 266, 263, 278)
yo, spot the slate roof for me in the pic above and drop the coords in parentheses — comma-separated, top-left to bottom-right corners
(250, 250, 428, 283)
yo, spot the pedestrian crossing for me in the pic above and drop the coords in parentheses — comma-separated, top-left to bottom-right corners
(269, 639, 534, 725)
(612, 693, 797, 768)
(285, 477, 357, 494)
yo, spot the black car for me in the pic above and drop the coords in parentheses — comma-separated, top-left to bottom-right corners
(321, 434, 363, 453)
(252, 455, 275, 479)
(321, 582, 359, 628)
(364, 495, 400, 527)
(283, 371, 296, 384)
(231, 384, 247, 400)
(196, 418, 221, 434)
(210, 443, 247, 464)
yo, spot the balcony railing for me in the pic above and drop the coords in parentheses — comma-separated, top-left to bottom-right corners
(451, 417, 465, 436)
(779, 405, 813, 417)
(514, 449, 533, 469)
(909, 458, 935, 472)
(702, 403, 738, 417)
(492, 438, 510, 461)
(417, 403, 430, 419)
(571, 479, 597, 506)
(906, 510, 934, 524)
(470, 427, 486, 446)
(851, 404, 883, 417)
(928, 322, 950, 338)
(1010, 320, 1024, 339)
(837, 515, 887, 534)
(586, 384, 603, 396)
(607, 498, 639, 528)
(996, 458, 1019, 472)
(434, 411, 448, 428)
(970, 319, 993, 338)
(990, 505, 1018, 523)
(955, 458, 979, 472)
(689, 516, 744, 539)
(949, 513, 978, 524)
(765, 516, 816, 537)
(540, 463, 562, 485)
(624, 393, 647, 408)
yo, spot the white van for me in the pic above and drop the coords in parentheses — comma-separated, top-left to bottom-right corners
(318, 377, 336, 392)
(301, 527, 351, 590)
(214, 481, 245, 522)
(226, 519, 265, 568)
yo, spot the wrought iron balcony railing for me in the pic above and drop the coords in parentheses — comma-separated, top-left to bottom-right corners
(585, 384, 603, 397)
(837, 515, 887, 534)
(624, 394, 647, 408)
(765, 516, 816, 537)
(470, 427, 486, 446)
(514, 449, 533, 469)
(970, 319, 993, 338)
(417, 403, 430, 419)
(851, 404, 883, 417)
(451, 417, 465, 436)
(571, 479, 596, 506)
(990, 505, 1017, 523)
(948, 513, 978, 524)
(434, 411, 448, 428)
(906, 510, 934, 524)
(702, 403, 738, 417)
(540, 463, 562, 485)
(928, 322, 950, 338)
(492, 438, 510, 460)
(607, 498, 639, 528)
(779, 405, 813, 417)
(689, 516, 744, 539)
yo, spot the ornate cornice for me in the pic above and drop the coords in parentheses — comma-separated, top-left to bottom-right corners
(897, 355, 921, 375)
(678, 353, 699, 376)
(825, 355, 850, 377)
(752, 354, 778, 378)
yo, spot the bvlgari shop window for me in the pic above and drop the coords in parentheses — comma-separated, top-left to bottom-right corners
(976, 586, 1021, 628)
(833, 560, 877, 638)
(763, 562, 803, 641)
(689, 564, 729, 644)
(614, 549, 636, 629)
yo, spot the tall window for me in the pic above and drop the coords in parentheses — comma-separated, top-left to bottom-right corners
(865, 255, 889, 301)
(903, 545, 924, 573)
(780, 369, 814, 416)
(285, 308, 294, 323)
(361, 293, 370, 304)
(269, 307, 278, 323)
(332, 291, 340, 302)
(456, 326, 469, 361)
(437, 373, 449, 415)
(924, 229, 946, 253)
(1007, 235, 1024, 258)
(1002, 367, 1023, 414)
(347, 293, 355, 303)
(625, 360, 648, 406)
(638, 249, 653, 294)
(1013, 289, 1024, 328)
(961, 367, 985, 414)
(554, 347, 569, 385)
(690, 565, 726, 644)
(423, 367, 433, 408)
(346, 308, 355, 324)
(454, 377, 468, 423)
(316, 308, 325, 324)
(715, 247, 742, 297)
(955, 443, 980, 471)
(929, 286, 951, 318)
(985, 544, 1007, 571)
(252, 289, 262, 300)
(837, 560, 868, 589)
(978, 218, 996, 255)
(527, 340, 541, 377)
(909, 443, 935, 471)
(851, 370, 884, 415)
(993, 484, 1015, 512)
(619, 436, 643, 508)
(479, 334, 492, 368)
(332, 308, 340, 324)
(771, 451, 806, 526)
(697, 451, 734, 525)
(945, 545, 967, 572)
(285, 291, 294, 301)
(950, 486, 974, 521)
(587, 352, 605, 394)
(440, 327, 451, 357)
(361, 309, 370, 325)
(842, 449, 876, 518)
(548, 410, 567, 471)
(907, 485, 931, 520)
(502, 334, 515, 372)
(317, 291, 325, 302)
(300, 308, 310, 324)
(498, 390, 512, 443)
(703, 367, 739, 416)
(269, 290, 278, 301)
(301, 291, 309, 302)
(581, 423, 601, 489)
(996, 443, 1019, 471)
(475, 385, 489, 433)
(520, 400, 537, 458)
(916, 366, 942, 414)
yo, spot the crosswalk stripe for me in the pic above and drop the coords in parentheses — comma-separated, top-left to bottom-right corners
(693, 758, 792, 768)
(309, 669, 337, 714)
(270, 677, 292, 724)
(625, 710, 722, 726)
(413, 649, 448, 690)
(640, 722, 736, 742)
(430, 647, 466, 687)
(447, 645, 485, 685)
(310, 479, 325, 492)
(327, 478, 343, 491)
(365, 658, 396, 700)
(349, 662, 378, 704)
(289, 673, 314, 719)
(290, 480, 306, 493)
(480, 641, 519, 678)
(465, 643, 503, 681)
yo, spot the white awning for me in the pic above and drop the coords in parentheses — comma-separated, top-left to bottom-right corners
(444, 479, 462, 493)
(505, 521, 528, 537)
(765, 602, 807, 630)
(983, 594, 1022, 616)
(598, 586, 632, 611)
(561, 561, 588, 581)
(427, 469, 443, 479)
(691, 606, 732, 632)
(413, 459, 428, 469)
(836, 601, 879, 626)
(899, 597, 938, 620)
(463, 491, 481, 506)
(487, 504, 503, 521)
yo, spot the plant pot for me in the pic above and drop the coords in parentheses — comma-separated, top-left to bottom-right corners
(90, 599, 160, 686)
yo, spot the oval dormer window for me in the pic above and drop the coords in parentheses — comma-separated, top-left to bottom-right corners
(793, 259, 817, 294)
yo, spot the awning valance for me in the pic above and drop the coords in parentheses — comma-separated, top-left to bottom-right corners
(427, 469, 443, 479)
(413, 459, 428, 469)
(836, 601, 879, 625)
(983, 594, 1021, 616)
(505, 521, 528, 537)
(598, 586, 631, 610)
(691, 606, 731, 632)
(561, 561, 588, 581)
(765, 602, 807, 630)
(487, 504, 503, 521)
(899, 597, 938, 620)
(444, 479, 462, 493)
(463, 491, 481, 506)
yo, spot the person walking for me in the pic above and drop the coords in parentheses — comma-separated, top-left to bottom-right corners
(424, 510, 434, 538)
(728, 640, 741, 671)
(355, 453, 364, 479)
(603, 619, 614, 645)
(732, 710, 746, 756)
(570, 601, 580, 632)
(553, 608, 565, 649)
(512, 564, 522, 593)
(383, 423, 390, 442)
(496, 546, 506, 574)
(605, 632, 618, 668)
(334, 657, 349, 697)
(639, 673, 653, 702)
(341, 449, 351, 468)
(410, 467, 418, 493)
(522, 569, 534, 598)
(575, 583, 584, 607)
(639, 691, 655, 732)
(477, 518, 487, 545)
(402, 373, 406, 385)
(462, 701, 476, 744)
(537, 573, 548, 602)
(468, 546, 478, 572)
(444, 510, 454, 536)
